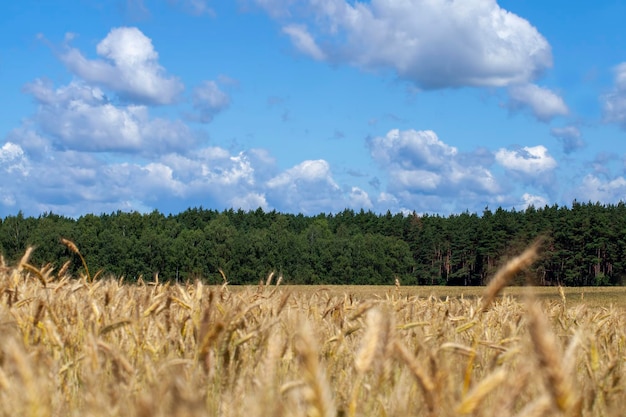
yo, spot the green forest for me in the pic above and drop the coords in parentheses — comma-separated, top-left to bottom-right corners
(1, 201, 624, 286)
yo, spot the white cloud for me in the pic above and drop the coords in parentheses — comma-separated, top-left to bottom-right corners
(140, 154, 366, 214)
(141, 162, 184, 196)
(24, 80, 195, 154)
(368, 128, 503, 213)
(0, 123, 559, 217)
(266, 159, 343, 213)
(369, 129, 499, 194)
(0, 142, 29, 176)
(24, 78, 105, 105)
(59, 27, 184, 105)
(520, 193, 548, 209)
(369, 129, 457, 167)
(507, 83, 568, 122)
(4, 127, 51, 159)
(282, 24, 326, 61)
(393, 169, 442, 191)
(348, 187, 373, 209)
(191, 80, 230, 123)
(550, 126, 584, 154)
(377, 192, 399, 205)
(159, 150, 258, 190)
(230, 193, 269, 211)
(602, 62, 626, 129)
(267, 159, 338, 189)
(0, 144, 138, 215)
(215, 153, 257, 186)
(495, 145, 557, 175)
(575, 174, 626, 203)
(450, 164, 500, 194)
(0, 130, 275, 216)
(259, 0, 552, 89)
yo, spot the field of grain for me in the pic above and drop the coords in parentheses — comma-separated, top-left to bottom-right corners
(271, 285, 626, 309)
(1, 246, 626, 416)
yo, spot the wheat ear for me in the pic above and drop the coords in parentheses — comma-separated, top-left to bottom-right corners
(61, 238, 92, 282)
(527, 300, 577, 413)
(482, 239, 542, 312)
(294, 319, 336, 417)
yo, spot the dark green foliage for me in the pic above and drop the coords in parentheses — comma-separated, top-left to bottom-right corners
(0, 201, 625, 285)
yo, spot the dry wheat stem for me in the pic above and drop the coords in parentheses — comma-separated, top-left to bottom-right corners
(527, 300, 577, 413)
(481, 238, 542, 312)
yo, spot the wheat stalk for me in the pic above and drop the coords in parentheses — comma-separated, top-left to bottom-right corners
(481, 239, 542, 312)
(294, 319, 335, 417)
(527, 299, 577, 413)
(61, 238, 92, 282)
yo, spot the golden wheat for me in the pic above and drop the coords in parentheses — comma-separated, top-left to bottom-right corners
(0, 244, 625, 416)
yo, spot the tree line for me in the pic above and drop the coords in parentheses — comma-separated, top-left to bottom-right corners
(0, 200, 624, 286)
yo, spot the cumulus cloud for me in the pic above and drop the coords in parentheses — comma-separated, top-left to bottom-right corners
(126, 153, 363, 214)
(495, 145, 557, 175)
(575, 174, 626, 203)
(4, 127, 51, 159)
(0, 128, 264, 216)
(24, 79, 195, 154)
(266, 160, 343, 213)
(520, 193, 548, 209)
(368, 129, 502, 213)
(550, 126, 584, 154)
(369, 129, 457, 168)
(230, 193, 269, 211)
(24, 77, 106, 105)
(0, 123, 376, 216)
(59, 27, 184, 105)
(3, 23, 377, 217)
(376, 192, 399, 206)
(191, 80, 230, 123)
(392, 169, 442, 191)
(0, 142, 29, 176)
(267, 159, 337, 188)
(602, 62, 626, 129)
(369, 129, 499, 193)
(140, 162, 184, 196)
(507, 83, 568, 122)
(257, 0, 552, 89)
(348, 187, 373, 209)
(154, 149, 258, 192)
(94, 149, 265, 211)
(0, 144, 142, 215)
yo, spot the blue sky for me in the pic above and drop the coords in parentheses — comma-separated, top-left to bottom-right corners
(1, 0, 626, 217)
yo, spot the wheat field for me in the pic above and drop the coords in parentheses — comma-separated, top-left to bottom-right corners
(1, 245, 625, 417)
